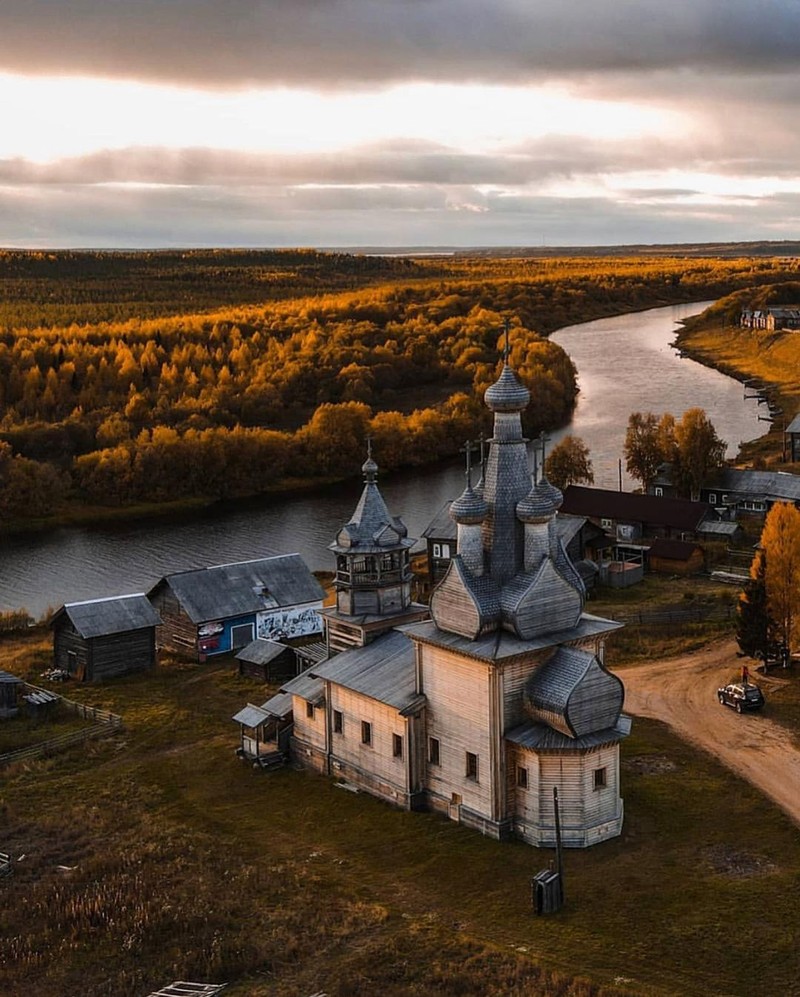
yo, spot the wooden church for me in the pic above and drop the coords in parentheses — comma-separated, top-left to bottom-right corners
(265, 343, 630, 848)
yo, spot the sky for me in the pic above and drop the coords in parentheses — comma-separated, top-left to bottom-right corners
(2, 0, 800, 248)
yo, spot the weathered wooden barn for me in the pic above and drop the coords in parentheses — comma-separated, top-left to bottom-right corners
(50, 595, 161, 681)
(266, 353, 630, 849)
(235, 638, 298, 681)
(148, 554, 324, 660)
(648, 538, 705, 575)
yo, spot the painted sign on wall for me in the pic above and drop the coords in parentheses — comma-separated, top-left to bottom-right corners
(257, 605, 322, 641)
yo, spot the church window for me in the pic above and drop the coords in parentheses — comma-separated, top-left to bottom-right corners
(428, 736, 440, 765)
(333, 710, 343, 734)
(516, 766, 528, 789)
(361, 720, 372, 746)
(593, 767, 607, 790)
(466, 752, 478, 781)
(392, 733, 403, 758)
(305, 702, 314, 719)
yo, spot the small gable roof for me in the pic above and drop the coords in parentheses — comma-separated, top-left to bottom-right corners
(51, 594, 161, 639)
(151, 554, 323, 623)
(235, 639, 290, 666)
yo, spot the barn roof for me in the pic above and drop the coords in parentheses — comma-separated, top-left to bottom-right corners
(52, 594, 161, 638)
(786, 413, 800, 435)
(151, 554, 323, 623)
(506, 715, 631, 752)
(697, 520, 742, 538)
(706, 468, 800, 503)
(561, 485, 711, 531)
(312, 629, 421, 712)
(0, 670, 23, 685)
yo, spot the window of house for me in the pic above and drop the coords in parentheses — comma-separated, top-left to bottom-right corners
(441, 543, 450, 558)
(361, 720, 372, 746)
(432, 543, 441, 558)
(333, 710, 343, 734)
(601, 518, 612, 530)
(708, 493, 717, 505)
(516, 766, 528, 789)
(654, 486, 663, 497)
(593, 767, 607, 790)
(466, 751, 478, 781)
(392, 733, 403, 758)
(722, 495, 729, 504)
(305, 701, 314, 719)
(429, 736, 440, 765)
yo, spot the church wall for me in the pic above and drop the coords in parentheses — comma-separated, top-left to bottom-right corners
(327, 687, 410, 803)
(290, 692, 328, 772)
(420, 644, 494, 821)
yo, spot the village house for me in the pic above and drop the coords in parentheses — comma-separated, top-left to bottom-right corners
(650, 465, 800, 520)
(740, 307, 800, 331)
(50, 594, 162, 682)
(148, 554, 324, 660)
(560, 485, 713, 541)
(255, 348, 630, 849)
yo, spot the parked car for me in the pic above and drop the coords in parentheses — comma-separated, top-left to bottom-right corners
(717, 682, 765, 713)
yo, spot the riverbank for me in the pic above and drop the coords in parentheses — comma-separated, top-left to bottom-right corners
(675, 306, 799, 465)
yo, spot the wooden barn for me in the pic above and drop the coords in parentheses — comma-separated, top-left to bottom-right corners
(648, 538, 705, 575)
(50, 594, 161, 682)
(148, 554, 324, 660)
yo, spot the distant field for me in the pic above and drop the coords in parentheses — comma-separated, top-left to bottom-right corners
(3, 628, 800, 996)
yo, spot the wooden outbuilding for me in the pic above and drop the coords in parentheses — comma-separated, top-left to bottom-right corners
(0, 670, 23, 718)
(50, 595, 161, 682)
(235, 639, 297, 682)
(648, 538, 705, 575)
(148, 554, 324, 661)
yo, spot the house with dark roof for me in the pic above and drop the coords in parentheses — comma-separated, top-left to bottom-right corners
(650, 464, 800, 521)
(148, 553, 324, 660)
(648, 538, 705, 575)
(561, 485, 712, 540)
(50, 594, 162, 681)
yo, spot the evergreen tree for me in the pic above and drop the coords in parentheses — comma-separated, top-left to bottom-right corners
(736, 548, 779, 665)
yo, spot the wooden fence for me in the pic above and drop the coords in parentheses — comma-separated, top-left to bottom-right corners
(612, 605, 735, 627)
(0, 685, 122, 768)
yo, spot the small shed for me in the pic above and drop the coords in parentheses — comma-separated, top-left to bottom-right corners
(0, 670, 23, 718)
(50, 594, 162, 682)
(235, 639, 297, 682)
(648, 538, 705, 576)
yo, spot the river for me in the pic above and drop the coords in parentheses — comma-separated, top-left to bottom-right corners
(0, 300, 764, 617)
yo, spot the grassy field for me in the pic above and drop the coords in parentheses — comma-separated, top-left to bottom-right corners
(2, 627, 800, 997)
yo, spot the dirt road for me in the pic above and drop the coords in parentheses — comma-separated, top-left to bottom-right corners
(622, 638, 800, 826)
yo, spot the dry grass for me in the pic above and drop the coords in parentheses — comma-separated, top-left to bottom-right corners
(2, 633, 800, 996)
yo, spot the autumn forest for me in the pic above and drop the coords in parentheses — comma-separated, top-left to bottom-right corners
(0, 249, 797, 526)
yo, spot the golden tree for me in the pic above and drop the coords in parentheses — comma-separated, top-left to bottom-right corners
(761, 502, 800, 657)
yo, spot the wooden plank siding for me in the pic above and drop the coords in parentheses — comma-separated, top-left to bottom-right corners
(327, 687, 411, 806)
(150, 586, 198, 657)
(419, 644, 497, 829)
(53, 619, 155, 681)
(53, 619, 90, 678)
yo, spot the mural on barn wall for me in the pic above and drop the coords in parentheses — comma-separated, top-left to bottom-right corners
(257, 607, 323, 641)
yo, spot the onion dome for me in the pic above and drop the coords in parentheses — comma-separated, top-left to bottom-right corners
(450, 484, 489, 525)
(516, 476, 563, 523)
(362, 454, 379, 482)
(484, 364, 530, 412)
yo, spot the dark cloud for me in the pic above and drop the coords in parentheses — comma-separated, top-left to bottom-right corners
(2, 180, 800, 250)
(2, 1, 800, 87)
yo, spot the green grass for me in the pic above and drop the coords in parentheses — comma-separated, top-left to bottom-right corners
(3, 635, 800, 996)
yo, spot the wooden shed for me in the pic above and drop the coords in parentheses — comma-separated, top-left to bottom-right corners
(235, 639, 297, 682)
(0, 670, 23, 718)
(648, 538, 705, 576)
(50, 594, 161, 681)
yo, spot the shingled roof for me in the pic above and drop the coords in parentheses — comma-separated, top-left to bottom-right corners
(150, 554, 323, 623)
(51, 594, 161, 638)
(561, 485, 711, 532)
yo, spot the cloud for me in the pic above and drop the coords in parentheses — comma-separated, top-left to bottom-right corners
(2, 1, 800, 88)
